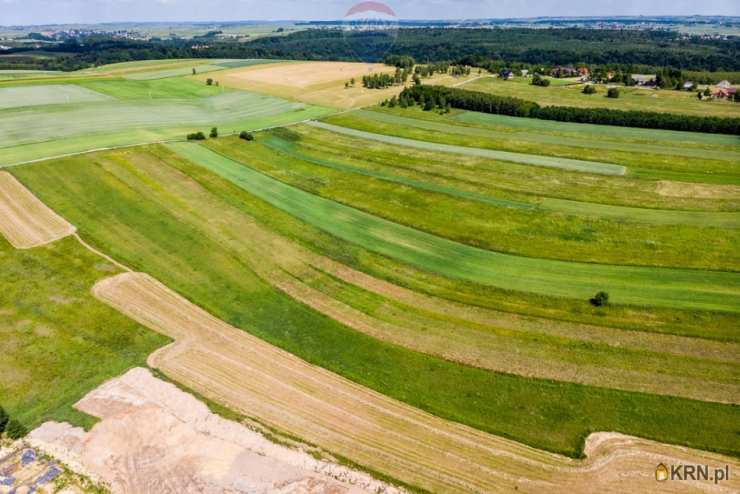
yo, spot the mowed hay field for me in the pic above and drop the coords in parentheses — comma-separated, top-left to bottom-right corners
(0, 75, 333, 166)
(11, 144, 740, 463)
(463, 75, 740, 117)
(201, 60, 478, 109)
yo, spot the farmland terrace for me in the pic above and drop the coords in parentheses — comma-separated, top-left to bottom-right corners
(1, 59, 739, 494)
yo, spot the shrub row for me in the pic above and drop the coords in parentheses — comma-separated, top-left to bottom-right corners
(399, 85, 740, 135)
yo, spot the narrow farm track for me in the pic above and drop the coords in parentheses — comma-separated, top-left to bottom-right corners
(93, 271, 740, 494)
(307, 120, 627, 176)
(0, 171, 75, 248)
(167, 142, 740, 313)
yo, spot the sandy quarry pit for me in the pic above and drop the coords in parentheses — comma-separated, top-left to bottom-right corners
(28, 367, 400, 494)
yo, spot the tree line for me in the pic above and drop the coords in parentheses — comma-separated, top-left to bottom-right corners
(2, 27, 739, 72)
(400, 85, 740, 135)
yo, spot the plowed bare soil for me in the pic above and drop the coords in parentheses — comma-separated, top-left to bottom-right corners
(93, 271, 740, 494)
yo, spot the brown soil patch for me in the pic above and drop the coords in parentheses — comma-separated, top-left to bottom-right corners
(92, 271, 740, 494)
(0, 171, 75, 248)
(656, 180, 740, 199)
(29, 367, 392, 494)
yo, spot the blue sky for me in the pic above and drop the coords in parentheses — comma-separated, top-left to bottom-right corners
(1, 0, 739, 26)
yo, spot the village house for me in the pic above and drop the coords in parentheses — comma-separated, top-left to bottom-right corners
(550, 66, 578, 78)
(631, 74, 656, 86)
(499, 68, 514, 80)
(717, 80, 732, 89)
(713, 87, 737, 99)
(682, 81, 695, 90)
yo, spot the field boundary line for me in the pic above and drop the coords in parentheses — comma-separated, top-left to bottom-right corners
(0, 139, 185, 169)
(306, 120, 627, 176)
(74, 233, 133, 273)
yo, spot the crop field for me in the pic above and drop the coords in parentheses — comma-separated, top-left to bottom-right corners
(3, 60, 739, 493)
(0, 171, 76, 248)
(0, 84, 111, 109)
(206, 130, 739, 271)
(203, 60, 479, 109)
(324, 108, 740, 184)
(0, 76, 333, 166)
(9, 142, 739, 461)
(465, 75, 740, 117)
(88, 271, 740, 494)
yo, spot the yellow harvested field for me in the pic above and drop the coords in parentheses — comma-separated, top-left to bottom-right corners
(197, 61, 477, 109)
(229, 61, 391, 88)
(0, 171, 75, 248)
(93, 271, 740, 494)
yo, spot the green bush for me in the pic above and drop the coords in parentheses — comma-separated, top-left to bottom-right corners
(607, 87, 620, 98)
(186, 132, 206, 141)
(589, 291, 610, 307)
(582, 84, 597, 94)
(239, 131, 254, 141)
(210, 127, 218, 138)
(0, 406, 7, 434)
(5, 419, 27, 440)
(531, 74, 551, 87)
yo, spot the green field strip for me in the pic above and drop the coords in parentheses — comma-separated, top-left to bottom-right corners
(0, 236, 167, 429)
(307, 121, 627, 176)
(123, 64, 226, 80)
(0, 89, 334, 164)
(359, 109, 740, 162)
(0, 84, 112, 109)
(268, 132, 740, 227)
(168, 142, 740, 313)
(0, 105, 333, 167)
(14, 146, 740, 459)
(77, 78, 223, 100)
(454, 110, 740, 146)
(540, 197, 740, 227)
(262, 136, 535, 210)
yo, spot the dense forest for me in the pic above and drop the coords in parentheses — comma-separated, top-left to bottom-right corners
(2, 27, 739, 72)
(400, 85, 740, 135)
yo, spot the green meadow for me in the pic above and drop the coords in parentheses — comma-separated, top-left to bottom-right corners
(11, 144, 740, 458)
(167, 142, 740, 312)
(0, 236, 167, 429)
(323, 109, 740, 184)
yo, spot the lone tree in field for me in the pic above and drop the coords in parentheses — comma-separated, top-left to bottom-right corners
(607, 87, 620, 98)
(210, 127, 218, 138)
(206, 78, 214, 86)
(5, 419, 27, 440)
(0, 406, 8, 434)
(589, 291, 609, 307)
(239, 131, 254, 141)
(192, 67, 197, 75)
